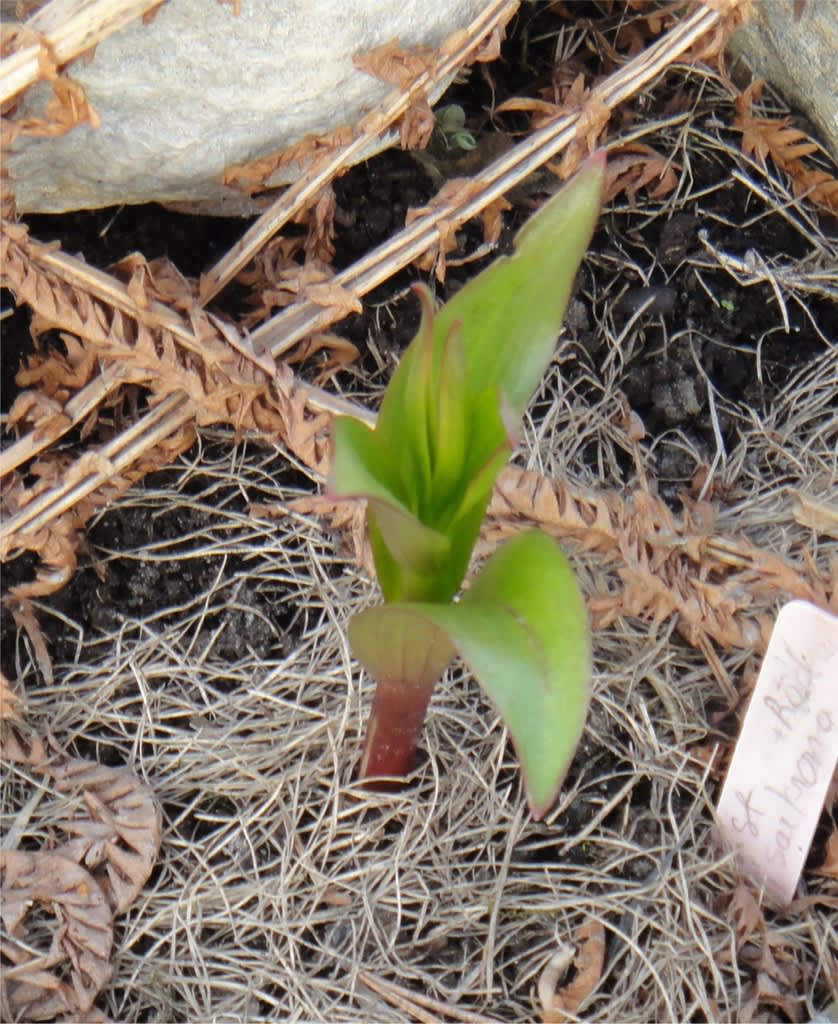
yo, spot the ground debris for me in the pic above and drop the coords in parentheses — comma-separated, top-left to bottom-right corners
(48, 758, 163, 915)
(0, 849, 113, 1021)
(538, 920, 605, 1023)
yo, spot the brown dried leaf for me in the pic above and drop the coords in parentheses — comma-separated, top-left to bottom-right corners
(790, 489, 838, 539)
(15, 331, 98, 399)
(0, 719, 47, 766)
(298, 185, 337, 263)
(736, 924, 804, 1023)
(812, 828, 838, 880)
(471, 16, 511, 64)
(268, 365, 332, 477)
(399, 97, 436, 151)
(682, 0, 754, 67)
(539, 920, 605, 1022)
(7, 389, 71, 442)
(734, 79, 838, 214)
(480, 195, 511, 246)
(305, 280, 363, 318)
(110, 251, 196, 313)
(2, 225, 274, 433)
(729, 881, 765, 946)
(286, 332, 359, 382)
(0, 849, 113, 1021)
(353, 37, 437, 91)
(223, 124, 355, 193)
(285, 493, 373, 577)
(0, 671, 24, 724)
(236, 233, 304, 290)
(1, 222, 338, 598)
(0, 674, 44, 772)
(495, 95, 564, 132)
(438, 0, 515, 65)
(48, 758, 162, 915)
(7, 596, 54, 682)
(11, 72, 100, 143)
(405, 176, 479, 281)
(556, 95, 611, 181)
(242, 253, 348, 323)
(603, 144, 679, 203)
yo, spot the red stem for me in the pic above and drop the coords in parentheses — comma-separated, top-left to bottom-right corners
(359, 675, 436, 782)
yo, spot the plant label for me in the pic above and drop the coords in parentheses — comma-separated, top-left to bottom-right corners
(717, 599, 838, 905)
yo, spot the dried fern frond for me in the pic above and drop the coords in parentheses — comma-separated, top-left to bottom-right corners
(733, 78, 838, 214)
(0, 0, 162, 106)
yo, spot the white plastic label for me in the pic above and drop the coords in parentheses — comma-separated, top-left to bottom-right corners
(716, 600, 838, 905)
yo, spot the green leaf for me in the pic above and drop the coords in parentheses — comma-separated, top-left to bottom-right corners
(367, 509, 451, 604)
(372, 532, 591, 818)
(330, 415, 450, 587)
(330, 156, 604, 607)
(399, 288, 435, 510)
(449, 395, 512, 523)
(451, 131, 477, 151)
(428, 320, 469, 499)
(349, 605, 456, 689)
(369, 500, 450, 586)
(437, 103, 466, 133)
(435, 151, 605, 416)
(329, 414, 401, 505)
(374, 287, 433, 480)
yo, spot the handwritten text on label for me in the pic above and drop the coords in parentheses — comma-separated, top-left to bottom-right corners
(717, 601, 838, 905)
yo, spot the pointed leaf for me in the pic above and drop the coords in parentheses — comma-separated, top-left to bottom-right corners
(371, 501, 450, 582)
(399, 287, 435, 509)
(375, 285, 434, 477)
(457, 532, 590, 816)
(428, 321, 469, 499)
(435, 152, 605, 416)
(380, 532, 590, 818)
(330, 415, 450, 585)
(329, 414, 402, 505)
(331, 157, 603, 612)
(450, 430, 511, 527)
(367, 503, 450, 600)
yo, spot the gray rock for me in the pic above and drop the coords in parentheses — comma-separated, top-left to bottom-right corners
(7, 0, 487, 213)
(727, 0, 838, 159)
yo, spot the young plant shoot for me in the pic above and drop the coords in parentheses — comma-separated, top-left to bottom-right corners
(329, 153, 604, 818)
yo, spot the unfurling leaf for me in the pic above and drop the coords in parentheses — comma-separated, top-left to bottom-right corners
(431, 154, 605, 416)
(330, 153, 605, 604)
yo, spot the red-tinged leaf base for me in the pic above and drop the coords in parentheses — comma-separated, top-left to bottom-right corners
(359, 676, 436, 783)
(350, 606, 455, 785)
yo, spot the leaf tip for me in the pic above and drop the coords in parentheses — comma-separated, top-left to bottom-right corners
(524, 782, 557, 823)
(410, 280, 436, 317)
(526, 774, 566, 822)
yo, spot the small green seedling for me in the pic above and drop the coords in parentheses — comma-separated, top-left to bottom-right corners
(435, 103, 477, 151)
(329, 154, 604, 818)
